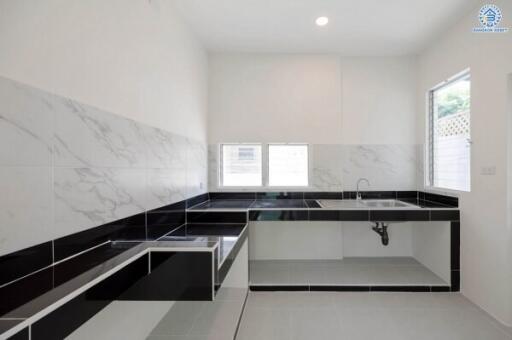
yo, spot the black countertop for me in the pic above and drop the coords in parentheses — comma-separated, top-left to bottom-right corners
(0, 223, 248, 338)
(188, 198, 458, 211)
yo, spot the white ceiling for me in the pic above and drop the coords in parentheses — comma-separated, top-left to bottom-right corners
(173, 0, 481, 56)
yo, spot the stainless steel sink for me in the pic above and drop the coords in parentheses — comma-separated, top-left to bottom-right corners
(317, 199, 418, 209)
(361, 199, 418, 208)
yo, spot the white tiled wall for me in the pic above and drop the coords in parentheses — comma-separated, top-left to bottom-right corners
(0, 77, 207, 256)
(208, 143, 422, 192)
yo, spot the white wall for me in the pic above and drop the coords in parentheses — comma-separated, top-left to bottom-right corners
(342, 222, 413, 257)
(208, 54, 419, 192)
(412, 222, 451, 283)
(0, 0, 209, 256)
(340, 57, 417, 145)
(208, 54, 342, 144)
(417, 0, 512, 326)
(0, 0, 207, 142)
(249, 222, 344, 260)
(208, 53, 416, 144)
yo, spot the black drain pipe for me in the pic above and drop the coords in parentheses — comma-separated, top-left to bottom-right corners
(372, 222, 389, 246)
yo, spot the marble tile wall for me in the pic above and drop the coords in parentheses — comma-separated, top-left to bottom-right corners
(0, 77, 207, 256)
(208, 144, 422, 192)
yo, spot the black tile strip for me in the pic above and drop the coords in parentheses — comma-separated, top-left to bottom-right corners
(396, 191, 418, 199)
(186, 193, 210, 209)
(0, 267, 53, 316)
(310, 286, 370, 292)
(0, 242, 53, 287)
(451, 270, 460, 292)
(309, 210, 369, 221)
(121, 252, 213, 301)
(31, 254, 148, 340)
(209, 192, 256, 200)
(0, 320, 24, 338)
(304, 192, 343, 200)
(255, 192, 304, 200)
(249, 285, 309, 291)
(54, 213, 146, 262)
(430, 210, 460, 221)
(370, 286, 431, 292)
(250, 285, 436, 292)
(370, 210, 429, 222)
(187, 211, 248, 224)
(146, 201, 186, 240)
(53, 243, 139, 287)
(344, 191, 397, 200)
(431, 286, 451, 292)
(6, 327, 29, 340)
(249, 210, 308, 221)
(451, 222, 460, 271)
(422, 192, 458, 207)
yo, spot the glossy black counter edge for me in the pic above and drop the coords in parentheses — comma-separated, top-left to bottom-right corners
(146, 201, 186, 240)
(2, 242, 146, 320)
(31, 254, 149, 340)
(249, 210, 309, 221)
(187, 211, 248, 224)
(0, 242, 53, 286)
(0, 242, 138, 317)
(208, 190, 458, 206)
(6, 327, 28, 340)
(53, 213, 146, 262)
(217, 226, 249, 289)
(1, 242, 222, 338)
(0, 321, 24, 339)
(2, 192, 209, 292)
(120, 251, 214, 301)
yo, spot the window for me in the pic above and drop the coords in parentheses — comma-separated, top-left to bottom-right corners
(428, 71, 471, 192)
(221, 144, 262, 186)
(268, 144, 309, 187)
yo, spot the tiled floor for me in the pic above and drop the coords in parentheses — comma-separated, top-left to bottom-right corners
(250, 257, 448, 286)
(67, 287, 247, 340)
(236, 291, 512, 340)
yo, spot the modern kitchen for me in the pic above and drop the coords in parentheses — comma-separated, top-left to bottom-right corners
(0, 1, 511, 339)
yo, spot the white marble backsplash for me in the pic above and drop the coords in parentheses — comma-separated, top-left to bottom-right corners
(208, 143, 422, 192)
(0, 77, 207, 256)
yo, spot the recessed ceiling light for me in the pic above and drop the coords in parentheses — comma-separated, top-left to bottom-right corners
(315, 16, 329, 26)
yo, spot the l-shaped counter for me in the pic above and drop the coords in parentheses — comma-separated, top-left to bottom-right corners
(0, 191, 459, 340)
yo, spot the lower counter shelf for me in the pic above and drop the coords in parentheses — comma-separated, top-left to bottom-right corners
(249, 258, 449, 291)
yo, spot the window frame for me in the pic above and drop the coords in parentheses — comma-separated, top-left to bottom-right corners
(266, 143, 310, 188)
(219, 143, 263, 188)
(218, 143, 311, 188)
(426, 69, 471, 193)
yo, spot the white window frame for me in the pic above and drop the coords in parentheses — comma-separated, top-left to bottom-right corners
(218, 143, 311, 188)
(425, 69, 471, 193)
(266, 143, 310, 188)
(219, 143, 263, 188)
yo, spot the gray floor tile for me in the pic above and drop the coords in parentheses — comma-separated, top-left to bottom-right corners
(236, 292, 512, 340)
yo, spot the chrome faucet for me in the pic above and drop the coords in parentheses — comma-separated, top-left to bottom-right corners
(356, 178, 370, 200)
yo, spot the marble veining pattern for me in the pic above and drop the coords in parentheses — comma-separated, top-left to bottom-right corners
(54, 100, 147, 168)
(209, 143, 419, 192)
(54, 167, 147, 235)
(0, 77, 54, 167)
(0, 76, 207, 256)
(343, 145, 418, 191)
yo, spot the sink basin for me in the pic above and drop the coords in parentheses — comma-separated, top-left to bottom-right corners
(362, 200, 418, 208)
(316, 200, 367, 209)
(317, 199, 418, 209)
